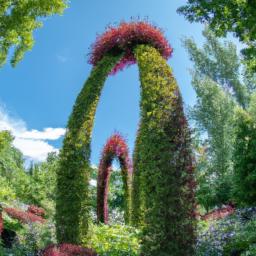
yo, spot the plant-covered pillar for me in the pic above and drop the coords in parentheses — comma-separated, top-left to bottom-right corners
(131, 125, 145, 226)
(56, 54, 122, 244)
(97, 133, 132, 224)
(135, 45, 196, 255)
(56, 22, 196, 254)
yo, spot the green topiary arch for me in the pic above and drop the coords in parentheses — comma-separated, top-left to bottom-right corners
(56, 21, 196, 255)
(97, 133, 132, 225)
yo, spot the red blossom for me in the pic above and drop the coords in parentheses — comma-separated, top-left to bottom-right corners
(4, 207, 45, 224)
(42, 244, 98, 256)
(27, 205, 46, 217)
(89, 21, 172, 74)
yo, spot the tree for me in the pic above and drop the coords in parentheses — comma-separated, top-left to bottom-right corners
(232, 94, 256, 206)
(0, 130, 58, 216)
(185, 29, 256, 210)
(178, 0, 256, 73)
(25, 152, 58, 216)
(0, 0, 67, 67)
(0, 130, 24, 180)
(183, 29, 249, 209)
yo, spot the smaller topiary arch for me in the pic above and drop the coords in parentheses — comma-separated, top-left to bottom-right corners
(97, 133, 132, 224)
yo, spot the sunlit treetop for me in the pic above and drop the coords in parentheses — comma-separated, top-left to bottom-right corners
(89, 21, 173, 74)
(0, 0, 68, 67)
(178, 0, 256, 73)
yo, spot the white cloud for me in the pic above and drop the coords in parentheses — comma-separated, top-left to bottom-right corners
(0, 106, 65, 162)
(18, 128, 65, 140)
(13, 138, 59, 162)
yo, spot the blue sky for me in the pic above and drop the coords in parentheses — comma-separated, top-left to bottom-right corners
(0, 0, 207, 164)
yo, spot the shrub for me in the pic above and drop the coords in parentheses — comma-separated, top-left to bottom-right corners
(42, 243, 97, 256)
(4, 207, 45, 224)
(84, 224, 140, 256)
(196, 207, 256, 256)
(27, 205, 46, 217)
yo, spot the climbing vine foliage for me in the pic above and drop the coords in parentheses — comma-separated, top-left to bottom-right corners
(56, 21, 196, 255)
(97, 133, 132, 224)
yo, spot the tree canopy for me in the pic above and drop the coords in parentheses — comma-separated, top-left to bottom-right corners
(0, 0, 67, 67)
(178, 0, 256, 73)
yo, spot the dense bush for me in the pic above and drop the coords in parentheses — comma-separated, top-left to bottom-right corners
(131, 127, 145, 227)
(84, 224, 140, 256)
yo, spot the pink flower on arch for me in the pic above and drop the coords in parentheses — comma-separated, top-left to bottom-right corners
(89, 21, 172, 74)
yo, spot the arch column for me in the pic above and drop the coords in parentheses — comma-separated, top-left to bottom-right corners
(56, 53, 122, 244)
(134, 45, 196, 255)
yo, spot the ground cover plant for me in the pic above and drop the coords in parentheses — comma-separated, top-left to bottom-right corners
(196, 207, 256, 256)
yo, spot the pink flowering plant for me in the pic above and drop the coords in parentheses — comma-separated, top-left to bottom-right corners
(4, 207, 46, 224)
(42, 243, 98, 256)
(27, 205, 46, 217)
(89, 21, 172, 74)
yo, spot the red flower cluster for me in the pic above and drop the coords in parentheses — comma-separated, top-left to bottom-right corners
(4, 207, 45, 224)
(89, 21, 173, 74)
(42, 244, 98, 256)
(99, 133, 132, 172)
(201, 205, 235, 221)
(27, 205, 46, 217)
